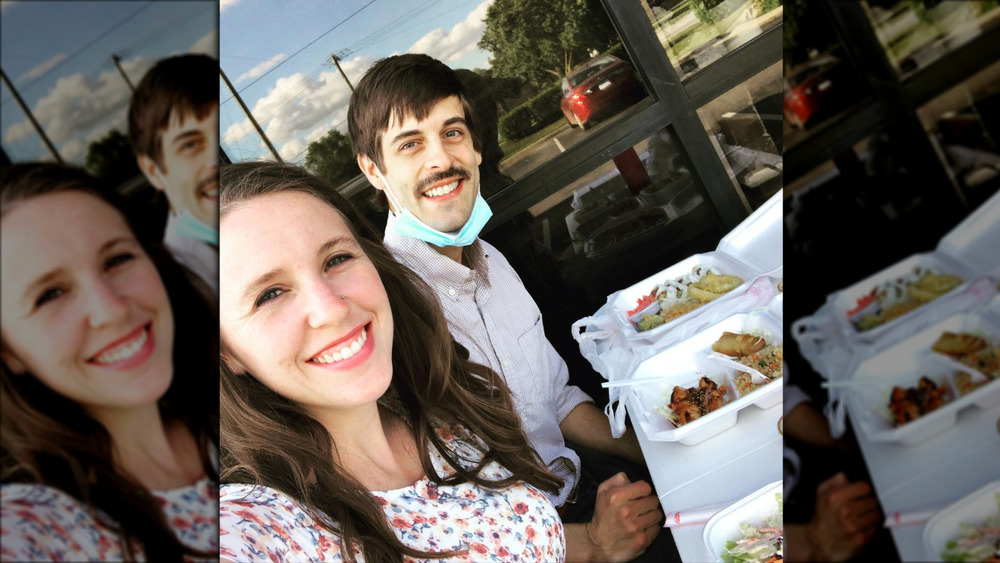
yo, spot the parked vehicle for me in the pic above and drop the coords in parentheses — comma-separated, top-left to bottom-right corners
(784, 55, 850, 129)
(560, 55, 645, 129)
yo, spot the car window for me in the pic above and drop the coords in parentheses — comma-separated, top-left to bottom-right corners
(567, 57, 618, 88)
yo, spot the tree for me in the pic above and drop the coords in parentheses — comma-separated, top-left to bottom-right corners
(478, 0, 615, 89)
(305, 129, 358, 189)
(85, 129, 141, 189)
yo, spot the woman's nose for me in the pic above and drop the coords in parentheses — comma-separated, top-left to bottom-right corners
(85, 277, 129, 329)
(305, 278, 349, 329)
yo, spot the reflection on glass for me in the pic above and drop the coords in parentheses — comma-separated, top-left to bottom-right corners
(643, 0, 783, 81)
(697, 61, 783, 210)
(863, 0, 1000, 80)
(917, 59, 1000, 208)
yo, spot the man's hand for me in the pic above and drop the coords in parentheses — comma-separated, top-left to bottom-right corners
(573, 472, 661, 562)
(805, 472, 882, 561)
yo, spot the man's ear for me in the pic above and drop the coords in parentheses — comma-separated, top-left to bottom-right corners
(357, 154, 385, 192)
(137, 154, 166, 193)
(476, 150, 482, 167)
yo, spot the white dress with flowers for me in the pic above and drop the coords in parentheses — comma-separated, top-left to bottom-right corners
(219, 426, 566, 562)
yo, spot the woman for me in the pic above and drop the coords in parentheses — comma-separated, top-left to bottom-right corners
(0, 163, 219, 561)
(218, 161, 566, 562)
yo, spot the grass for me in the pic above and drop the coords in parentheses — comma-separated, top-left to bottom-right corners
(498, 119, 567, 161)
(664, 0, 758, 61)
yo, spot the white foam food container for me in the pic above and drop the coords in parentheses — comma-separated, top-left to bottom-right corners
(613, 251, 759, 341)
(846, 312, 1000, 445)
(703, 479, 783, 563)
(922, 479, 1000, 562)
(829, 251, 977, 343)
(626, 311, 783, 445)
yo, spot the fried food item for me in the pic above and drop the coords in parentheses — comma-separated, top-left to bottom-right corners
(667, 376, 727, 426)
(932, 332, 987, 357)
(888, 376, 949, 427)
(958, 345, 999, 379)
(777, 279, 783, 292)
(907, 272, 963, 302)
(688, 273, 743, 302)
(882, 301, 922, 323)
(712, 331, 767, 357)
(661, 300, 703, 321)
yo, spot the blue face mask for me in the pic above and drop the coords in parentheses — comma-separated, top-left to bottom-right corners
(175, 209, 219, 246)
(156, 170, 219, 246)
(378, 171, 492, 248)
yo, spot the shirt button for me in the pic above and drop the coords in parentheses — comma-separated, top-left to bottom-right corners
(448, 288, 456, 296)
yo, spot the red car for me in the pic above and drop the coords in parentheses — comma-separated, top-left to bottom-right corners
(561, 55, 644, 129)
(783, 55, 844, 129)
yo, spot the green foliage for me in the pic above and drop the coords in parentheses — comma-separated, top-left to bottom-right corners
(478, 0, 615, 89)
(85, 129, 141, 189)
(497, 83, 564, 142)
(304, 129, 358, 189)
(691, 0, 741, 24)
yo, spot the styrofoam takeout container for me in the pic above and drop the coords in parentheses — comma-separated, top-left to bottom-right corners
(703, 480, 783, 563)
(612, 251, 759, 341)
(922, 479, 1000, 561)
(829, 251, 977, 343)
(626, 311, 784, 445)
(846, 312, 1000, 445)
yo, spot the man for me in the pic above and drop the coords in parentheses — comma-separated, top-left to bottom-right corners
(129, 53, 219, 294)
(349, 53, 671, 562)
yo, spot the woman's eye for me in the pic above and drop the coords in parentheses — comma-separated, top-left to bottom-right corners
(35, 287, 65, 308)
(106, 253, 135, 270)
(325, 254, 352, 270)
(255, 287, 283, 307)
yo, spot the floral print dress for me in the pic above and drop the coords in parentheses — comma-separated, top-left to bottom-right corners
(219, 426, 566, 562)
(0, 476, 218, 561)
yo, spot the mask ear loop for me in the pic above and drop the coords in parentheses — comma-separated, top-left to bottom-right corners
(375, 168, 405, 217)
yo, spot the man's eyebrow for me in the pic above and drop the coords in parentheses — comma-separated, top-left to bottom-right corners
(241, 267, 283, 306)
(168, 129, 204, 148)
(20, 237, 131, 306)
(442, 116, 467, 128)
(389, 129, 422, 147)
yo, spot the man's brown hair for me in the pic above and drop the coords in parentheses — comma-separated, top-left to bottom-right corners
(348, 53, 483, 174)
(128, 53, 218, 170)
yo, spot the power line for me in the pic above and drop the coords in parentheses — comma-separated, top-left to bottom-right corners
(225, 0, 375, 98)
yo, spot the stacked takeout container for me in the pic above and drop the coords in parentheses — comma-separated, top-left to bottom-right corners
(572, 190, 784, 558)
(791, 188, 1000, 561)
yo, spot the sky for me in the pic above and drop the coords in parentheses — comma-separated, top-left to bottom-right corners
(219, 0, 495, 164)
(0, 1, 217, 164)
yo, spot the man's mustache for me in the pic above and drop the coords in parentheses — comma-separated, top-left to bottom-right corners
(413, 167, 470, 195)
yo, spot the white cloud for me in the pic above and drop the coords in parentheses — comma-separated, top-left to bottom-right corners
(236, 53, 286, 83)
(224, 55, 372, 151)
(406, 0, 492, 63)
(278, 138, 307, 162)
(2, 56, 155, 149)
(220, 0, 240, 12)
(188, 29, 218, 58)
(16, 53, 66, 83)
(59, 138, 88, 163)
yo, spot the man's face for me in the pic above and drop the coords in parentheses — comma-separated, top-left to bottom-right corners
(359, 95, 482, 233)
(138, 106, 219, 229)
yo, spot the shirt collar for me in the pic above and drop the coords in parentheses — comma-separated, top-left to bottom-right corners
(382, 212, 490, 289)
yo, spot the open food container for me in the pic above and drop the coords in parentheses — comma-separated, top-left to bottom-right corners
(610, 188, 783, 345)
(922, 479, 1000, 562)
(625, 311, 783, 445)
(703, 479, 783, 563)
(846, 311, 1000, 445)
(828, 251, 977, 343)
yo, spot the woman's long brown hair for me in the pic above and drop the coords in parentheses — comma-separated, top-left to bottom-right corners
(219, 161, 564, 563)
(0, 163, 219, 561)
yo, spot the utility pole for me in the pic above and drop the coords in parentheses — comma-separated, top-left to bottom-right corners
(330, 51, 354, 92)
(111, 54, 135, 92)
(0, 67, 63, 162)
(219, 66, 283, 162)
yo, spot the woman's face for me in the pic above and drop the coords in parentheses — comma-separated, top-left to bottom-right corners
(1, 191, 174, 413)
(220, 191, 394, 416)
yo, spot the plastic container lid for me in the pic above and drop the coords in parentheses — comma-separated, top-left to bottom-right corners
(937, 187, 1000, 274)
(716, 188, 782, 275)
